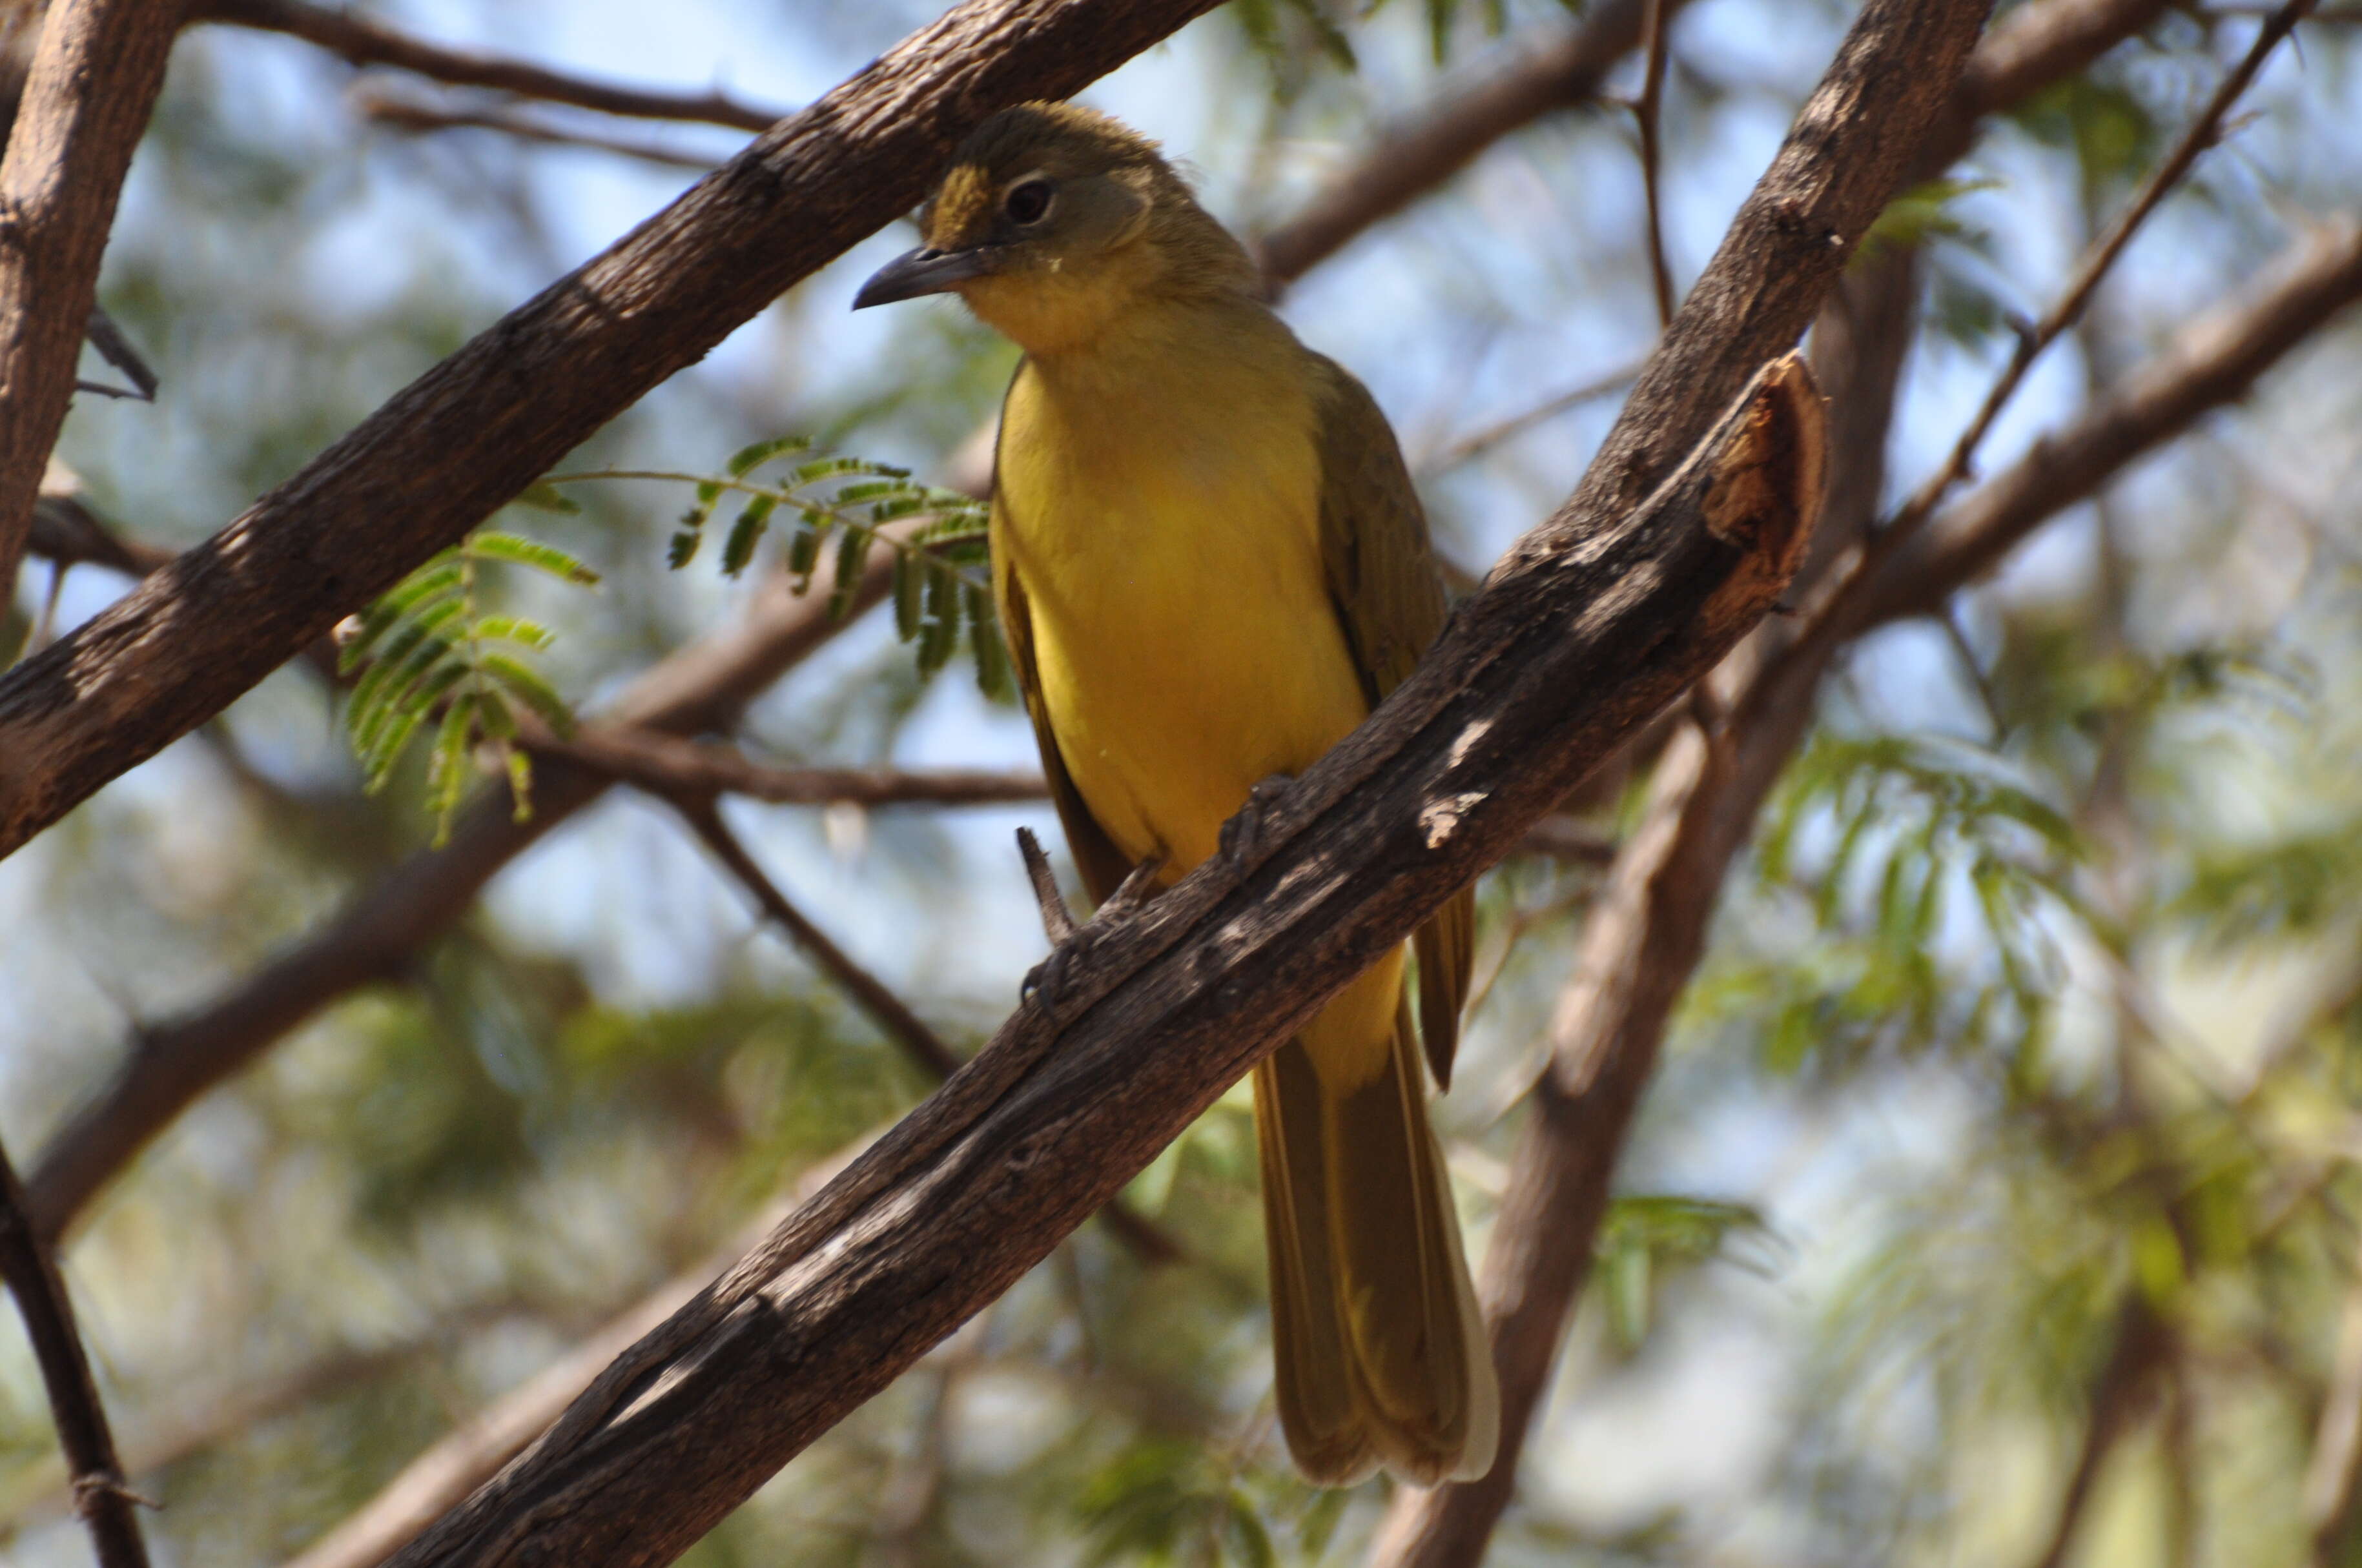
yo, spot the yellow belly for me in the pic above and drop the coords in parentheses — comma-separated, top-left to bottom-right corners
(995, 355, 1369, 878)
(994, 341, 1400, 1084)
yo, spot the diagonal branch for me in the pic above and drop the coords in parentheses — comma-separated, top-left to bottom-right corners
(0, 0, 183, 603)
(192, 0, 786, 132)
(277, 1142, 874, 1568)
(671, 795, 971, 1081)
(0, 1134, 149, 1567)
(0, 0, 1237, 860)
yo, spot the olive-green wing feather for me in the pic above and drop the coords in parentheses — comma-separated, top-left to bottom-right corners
(991, 500, 1134, 910)
(1309, 352, 1474, 1091)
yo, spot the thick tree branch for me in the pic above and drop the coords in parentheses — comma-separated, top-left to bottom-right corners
(0, 1134, 149, 1567)
(193, 0, 787, 133)
(0, 0, 1236, 859)
(0, 0, 181, 603)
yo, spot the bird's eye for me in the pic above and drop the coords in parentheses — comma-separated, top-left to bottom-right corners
(1004, 179, 1053, 226)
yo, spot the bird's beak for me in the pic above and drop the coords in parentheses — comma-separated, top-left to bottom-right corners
(852, 245, 999, 309)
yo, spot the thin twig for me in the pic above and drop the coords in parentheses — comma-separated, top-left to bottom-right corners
(1415, 355, 1647, 474)
(1937, 603, 2006, 738)
(1016, 827, 1078, 946)
(354, 85, 722, 170)
(81, 307, 155, 402)
(1890, 0, 2317, 542)
(1632, 0, 1677, 327)
(671, 794, 968, 1081)
(670, 796, 1182, 1267)
(0, 1133, 150, 1568)
(194, 0, 788, 132)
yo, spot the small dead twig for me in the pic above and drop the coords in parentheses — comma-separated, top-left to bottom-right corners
(0, 1134, 151, 1568)
(1016, 826, 1078, 946)
(81, 308, 155, 402)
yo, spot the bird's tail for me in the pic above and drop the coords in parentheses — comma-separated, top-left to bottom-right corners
(1255, 961, 1499, 1486)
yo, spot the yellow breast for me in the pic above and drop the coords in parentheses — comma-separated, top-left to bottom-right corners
(992, 316, 1370, 881)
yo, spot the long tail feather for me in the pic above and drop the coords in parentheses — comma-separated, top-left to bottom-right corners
(1257, 984, 1498, 1485)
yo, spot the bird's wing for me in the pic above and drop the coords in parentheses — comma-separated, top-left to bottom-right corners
(1308, 352, 1474, 1092)
(992, 503, 1135, 910)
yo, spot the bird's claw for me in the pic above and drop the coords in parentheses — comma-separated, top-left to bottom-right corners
(1219, 775, 1295, 870)
(1021, 945, 1074, 1010)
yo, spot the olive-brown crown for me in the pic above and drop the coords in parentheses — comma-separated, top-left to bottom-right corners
(919, 103, 1258, 308)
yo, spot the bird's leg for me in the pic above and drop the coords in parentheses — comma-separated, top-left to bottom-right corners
(1019, 848, 1167, 1008)
(1218, 773, 1296, 871)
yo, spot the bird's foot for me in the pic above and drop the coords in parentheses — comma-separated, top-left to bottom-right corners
(1021, 851, 1167, 1009)
(1218, 774, 1295, 871)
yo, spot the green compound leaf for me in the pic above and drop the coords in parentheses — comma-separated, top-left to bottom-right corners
(340, 526, 591, 840)
(466, 531, 600, 584)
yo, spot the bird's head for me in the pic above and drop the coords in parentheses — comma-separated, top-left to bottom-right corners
(852, 103, 1257, 355)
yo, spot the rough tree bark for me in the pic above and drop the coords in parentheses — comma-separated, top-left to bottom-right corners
(0, 0, 181, 602)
